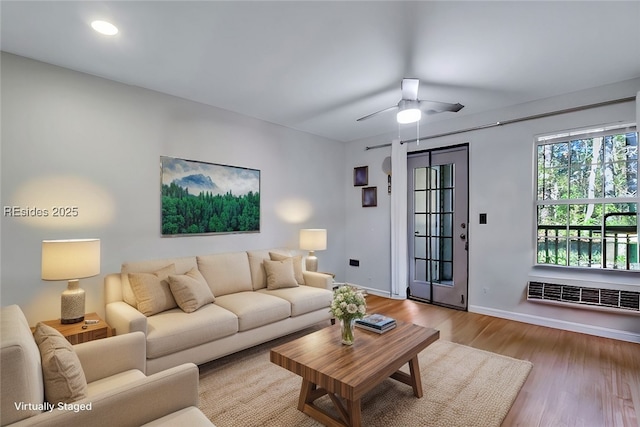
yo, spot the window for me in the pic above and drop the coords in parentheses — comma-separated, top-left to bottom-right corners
(535, 124, 638, 270)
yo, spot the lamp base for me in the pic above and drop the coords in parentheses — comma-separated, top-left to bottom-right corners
(305, 251, 318, 272)
(61, 279, 85, 324)
(61, 315, 85, 324)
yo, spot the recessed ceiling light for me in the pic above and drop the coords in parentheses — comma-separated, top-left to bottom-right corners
(91, 20, 118, 36)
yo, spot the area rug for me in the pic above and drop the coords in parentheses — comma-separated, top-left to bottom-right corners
(198, 339, 532, 427)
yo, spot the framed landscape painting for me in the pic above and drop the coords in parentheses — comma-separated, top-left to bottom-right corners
(161, 156, 260, 236)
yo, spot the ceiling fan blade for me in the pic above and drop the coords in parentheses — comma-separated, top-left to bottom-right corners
(356, 105, 398, 122)
(401, 78, 420, 100)
(419, 100, 464, 114)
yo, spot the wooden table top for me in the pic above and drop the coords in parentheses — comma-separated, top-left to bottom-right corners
(270, 321, 439, 401)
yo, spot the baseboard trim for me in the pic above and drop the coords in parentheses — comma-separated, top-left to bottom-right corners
(469, 305, 640, 344)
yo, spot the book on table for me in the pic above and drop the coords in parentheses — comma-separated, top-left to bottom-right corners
(355, 313, 396, 333)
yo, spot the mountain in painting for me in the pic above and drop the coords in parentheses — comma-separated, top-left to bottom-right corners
(173, 174, 219, 195)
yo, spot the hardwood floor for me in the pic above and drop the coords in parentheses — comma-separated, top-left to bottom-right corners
(364, 295, 640, 427)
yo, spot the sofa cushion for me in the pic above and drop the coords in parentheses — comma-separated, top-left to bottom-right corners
(269, 252, 305, 285)
(145, 305, 238, 359)
(129, 264, 177, 316)
(121, 257, 198, 307)
(263, 259, 299, 290)
(197, 252, 253, 297)
(33, 323, 88, 404)
(247, 249, 291, 290)
(169, 268, 215, 313)
(1, 305, 44, 425)
(258, 286, 333, 317)
(214, 292, 291, 332)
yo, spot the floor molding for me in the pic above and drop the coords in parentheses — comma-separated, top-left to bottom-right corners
(469, 305, 640, 344)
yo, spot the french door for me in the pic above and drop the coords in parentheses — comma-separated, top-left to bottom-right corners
(407, 145, 469, 310)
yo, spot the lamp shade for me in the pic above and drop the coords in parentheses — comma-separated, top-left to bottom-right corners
(299, 229, 327, 251)
(42, 239, 101, 280)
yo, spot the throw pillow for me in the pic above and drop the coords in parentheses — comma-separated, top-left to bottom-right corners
(269, 252, 305, 285)
(168, 267, 215, 313)
(264, 259, 299, 290)
(128, 264, 177, 316)
(33, 323, 88, 404)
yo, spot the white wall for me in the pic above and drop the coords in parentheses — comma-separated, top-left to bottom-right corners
(0, 53, 346, 324)
(345, 78, 640, 341)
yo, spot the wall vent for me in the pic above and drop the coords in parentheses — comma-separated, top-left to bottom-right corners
(527, 281, 640, 314)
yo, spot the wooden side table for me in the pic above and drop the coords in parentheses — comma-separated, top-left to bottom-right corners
(34, 312, 114, 344)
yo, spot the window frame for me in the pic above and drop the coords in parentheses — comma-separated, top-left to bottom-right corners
(534, 123, 639, 271)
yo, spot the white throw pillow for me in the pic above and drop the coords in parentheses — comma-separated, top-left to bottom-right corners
(168, 267, 215, 313)
(129, 264, 177, 316)
(33, 323, 88, 404)
(269, 252, 305, 285)
(264, 259, 299, 290)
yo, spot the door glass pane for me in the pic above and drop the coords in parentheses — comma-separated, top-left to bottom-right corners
(441, 164, 454, 187)
(415, 191, 427, 212)
(441, 213, 453, 237)
(415, 168, 427, 190)
(414, 214, 426, 236)
(442, 238, 453, 261)
(442, 188, 454, 212)
(415, 236, 426, 259)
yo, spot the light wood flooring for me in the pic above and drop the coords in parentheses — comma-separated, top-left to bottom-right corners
(364, 294, 640, 427)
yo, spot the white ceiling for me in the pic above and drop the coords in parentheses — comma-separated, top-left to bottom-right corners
(2, 1, 639, 143)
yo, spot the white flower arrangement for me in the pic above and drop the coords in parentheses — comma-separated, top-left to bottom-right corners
(330, 285, 366, 321)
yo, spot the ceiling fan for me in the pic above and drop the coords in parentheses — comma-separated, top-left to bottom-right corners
(356, 78, 464, 124)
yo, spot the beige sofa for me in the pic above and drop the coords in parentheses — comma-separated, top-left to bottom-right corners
(0, 305, 213, 427)
(105, 249, 333, 374)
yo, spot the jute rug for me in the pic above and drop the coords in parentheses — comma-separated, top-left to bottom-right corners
(199, 336, 532, 427)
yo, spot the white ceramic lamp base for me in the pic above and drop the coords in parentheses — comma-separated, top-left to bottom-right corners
(61, 279, 85, 324)
(305, 252, 318, 272)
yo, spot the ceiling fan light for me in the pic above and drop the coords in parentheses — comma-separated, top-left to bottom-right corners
(397, 108, 421, 124)
(91, 20, 118, 36)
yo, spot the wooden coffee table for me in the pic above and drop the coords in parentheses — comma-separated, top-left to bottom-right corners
(270, 321, 439, 427)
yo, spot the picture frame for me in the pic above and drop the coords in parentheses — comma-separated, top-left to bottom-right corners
(160, 156, 260, 236)
(362, 186, 377, 207)
(354, 166, 368, 186)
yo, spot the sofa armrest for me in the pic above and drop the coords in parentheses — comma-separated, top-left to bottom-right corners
(106, 301, 147, 336)
(303, 271, 334, 290)
(11, 363, 200, 427)
(75, 332, 146, 382)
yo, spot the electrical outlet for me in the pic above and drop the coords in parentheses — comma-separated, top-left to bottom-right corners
(349, 259, 360, 267)
(483, 287, 488, 294)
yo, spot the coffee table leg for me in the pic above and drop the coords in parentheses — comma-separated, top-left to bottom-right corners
(297, 379, 362, 427)
(346, 398, 362, 427)
(298, 379, 315, 411)
(408, 355, 423, 398)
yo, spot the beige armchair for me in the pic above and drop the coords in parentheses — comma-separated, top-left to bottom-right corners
(1, 305, 213, 426)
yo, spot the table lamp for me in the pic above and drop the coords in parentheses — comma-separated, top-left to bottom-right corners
(299, 229, 327, 272)
(41, 239, 101, 324)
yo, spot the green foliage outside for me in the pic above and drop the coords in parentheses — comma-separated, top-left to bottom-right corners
(162, 182, 260, 235)
(536, 132, 638, 269)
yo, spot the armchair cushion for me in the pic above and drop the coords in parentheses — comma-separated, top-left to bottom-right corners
(33, 323, 88, 404)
